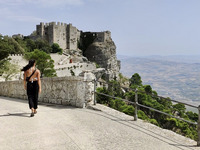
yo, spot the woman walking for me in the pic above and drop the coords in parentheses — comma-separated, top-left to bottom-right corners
(21, 60, 41, 117)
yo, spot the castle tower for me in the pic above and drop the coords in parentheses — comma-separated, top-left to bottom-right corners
(67, 24, 80, 50)
(35, 22, 80, 50)
(53, 22, 67, 49)
(36, 22, 45, 38)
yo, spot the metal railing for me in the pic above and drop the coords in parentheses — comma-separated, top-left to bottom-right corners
(93, 79, 200, 146)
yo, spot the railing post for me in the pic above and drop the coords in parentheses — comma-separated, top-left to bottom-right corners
(197, 105, 200, 146)
(134, 88, 138, 121)
(94, 79, 97, 105)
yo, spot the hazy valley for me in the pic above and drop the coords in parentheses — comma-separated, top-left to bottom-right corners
(119, 55, 200, 106)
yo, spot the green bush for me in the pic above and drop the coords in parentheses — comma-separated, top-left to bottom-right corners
(109, 98, 125, 111)
(149, 119, 159, 126)
(122, 105, 135, 116)
(96, 87, 111, 104)
(138, 110, 149, 120)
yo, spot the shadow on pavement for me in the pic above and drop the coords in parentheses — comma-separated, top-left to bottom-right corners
(169, 143, 198, 148)
(0, 112, 30, 118)
(0, 96, 28, 104)
(0, 96, 77, 110)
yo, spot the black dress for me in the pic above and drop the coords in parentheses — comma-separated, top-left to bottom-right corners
(26, 67, 39, 110)
(27, 81, 39, 109)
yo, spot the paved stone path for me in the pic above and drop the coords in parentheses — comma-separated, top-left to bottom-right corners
(0, 96, 199, 150)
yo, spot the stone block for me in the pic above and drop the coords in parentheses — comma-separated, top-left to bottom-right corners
(62, 99, 71, 106)
(56, 99, 62, 105)
(49, 99, 57, 104)
(43, 97, 49, 103)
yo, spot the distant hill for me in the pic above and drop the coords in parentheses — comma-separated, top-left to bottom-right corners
(118, 55, 200, 105)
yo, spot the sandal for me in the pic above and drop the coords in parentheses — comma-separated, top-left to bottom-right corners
(30, 112, 34, 117)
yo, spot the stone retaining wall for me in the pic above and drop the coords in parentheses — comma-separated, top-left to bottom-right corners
(0, 76, 95, 108)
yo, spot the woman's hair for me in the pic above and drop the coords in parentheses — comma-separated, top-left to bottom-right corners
(21, 59, 36, 71)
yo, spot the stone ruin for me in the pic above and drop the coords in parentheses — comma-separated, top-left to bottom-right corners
(34, 22, 80, 50)
(32, 22, 121, 81)
(8, 22, 121, 81)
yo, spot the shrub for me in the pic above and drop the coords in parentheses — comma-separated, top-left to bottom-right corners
(122, 105, 135, 116)
(149, 119, 159, 126)
(138, 110, 149, 120)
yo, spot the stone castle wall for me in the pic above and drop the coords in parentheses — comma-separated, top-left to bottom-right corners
(0, 76, 95, 108)
(2, 54, 96, 81)
(36, 22, 80, 50)
(54, 22, 67, 50)
(36, 22, 111, 50)
(95, 31, 111, 42)
(67, 24, 81, 50)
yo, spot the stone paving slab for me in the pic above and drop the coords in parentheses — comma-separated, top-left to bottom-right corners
(0, 96, 199, 150)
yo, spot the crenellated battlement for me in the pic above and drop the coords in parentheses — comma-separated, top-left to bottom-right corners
(40, 22, 68, 27)
(9, 54, 24, 56)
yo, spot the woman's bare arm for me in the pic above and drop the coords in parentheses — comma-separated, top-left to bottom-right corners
(37, 70, 41, 94)
(23, 71, 27, 90)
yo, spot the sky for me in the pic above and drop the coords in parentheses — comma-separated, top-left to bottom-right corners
(0, 0, 200, 56)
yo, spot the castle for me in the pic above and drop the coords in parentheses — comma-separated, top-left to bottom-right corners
(35, 22, 111, 50)
(34, 22, 121, 81)
(4, 22, 120, 81)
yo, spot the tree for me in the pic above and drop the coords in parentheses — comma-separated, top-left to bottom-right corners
(0, 61, 20, 81)
(129, 73, 142, 88)
(108, 80, 124, 98)
(186, 111, 198, 122)
(35, 39, 52, 53)
(2, 36, 24, 54)
(144, 85, 152, 94)
(125, 91, 135, 102)
(0, 36, 10, 75)
(51, 43, 63, 54)
(96, 87, 111, 104)
(0, 38, 10, 60)
(24, 49, 56, 77)
(13, 37, 27, 51)
(172, 103, 186, 117)
(25, 38, 36, 52)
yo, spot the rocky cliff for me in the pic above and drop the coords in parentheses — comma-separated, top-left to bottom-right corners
(84, 31, 120, 80)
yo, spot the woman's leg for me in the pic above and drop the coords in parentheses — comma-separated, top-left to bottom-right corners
(28, 95, 34, 109)
(31, 108, 35, 117)
(33, 81, 39, 114)
(28, 96, 35, 117)
(27, 82, 35, 117)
